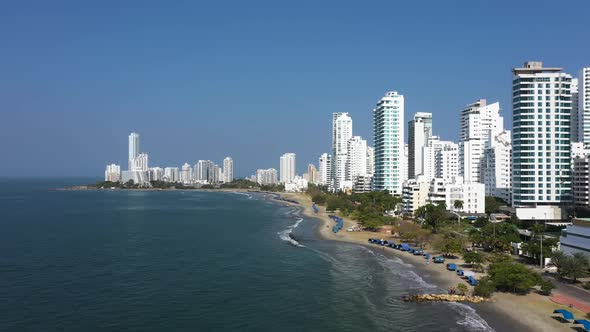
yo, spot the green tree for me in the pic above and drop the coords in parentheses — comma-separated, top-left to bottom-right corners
(473, 216, 490, 228)
(473, 277, 495, 298)
(550, 251, 568, 276)
(561, 252, 590, 282)
(539, 280, 554, 296)
(485, 196, 501, 214)
(436, 232, 463, 257)
(453, 200, 464, 211)
(463, 251, 485, 267)
(489, 262, 542, 294)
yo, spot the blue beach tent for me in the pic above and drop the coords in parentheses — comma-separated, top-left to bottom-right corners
(574, 319, 590, 330)
(456, 270, 464, 276)
(425, 253, 431, 260)
(446, 263, 457, 271)
(400, 243, 410, 251)
(554, 309, 574, 321)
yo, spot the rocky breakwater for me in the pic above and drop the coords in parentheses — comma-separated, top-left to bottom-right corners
(403, 294, 487, 304)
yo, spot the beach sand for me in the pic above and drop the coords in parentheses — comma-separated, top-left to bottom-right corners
(278, 192, 584, 332)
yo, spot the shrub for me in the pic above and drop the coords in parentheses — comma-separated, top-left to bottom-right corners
(473, 277, 495, 298)
(489, 262, 542, 294)
(539, 280, 555, 296)
(583, 283, 590, 290)
(457, 283, 468, 295)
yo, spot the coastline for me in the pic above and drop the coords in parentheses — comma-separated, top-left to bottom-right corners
(278, 192, 583, 332)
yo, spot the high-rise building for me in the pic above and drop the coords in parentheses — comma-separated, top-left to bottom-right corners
(164, 167, 180, 182)
(459, 99, 503, 183)
(512, 61, 573, 207)
(132, 153, 149, 171)
(373, 91, 405, 195)
(346, 136, 368, 182)
(256, 168, 278, 185)
(421, 137, 458, 182)
(318, 153, 332, 186)
(579, 67, 590, 145)
(128, 132, 140, 171)
(307, 164, 319, 184)
(148, 167, 164, 181)
(195, 160, 218, 183)
(280, 153, 296, 183)
(180, 163, 193, 184)
(408, 112, 433, 179)
(571, 78, 579, 142)
(332, 113, 353, 190)
(482, 130, 512, 203)
(366, 146, 374, 177)
(104, 164, 121, 182)
(223, 157, 234, 183)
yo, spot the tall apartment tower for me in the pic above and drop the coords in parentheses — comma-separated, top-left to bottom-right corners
(223, 157, 234, 183)
(373, 91, 405, 196)
(346, 136, 368, 181)
(482, 130, 512, 203)
(366, 146, 374, 177)
(331, 113, 353, 190)
(512, 61, 573, 207)
(571, 78, 579, 142)
(279, 153, 296, 183)
(408, 112, 433, 179)
(579, 68, 590, 145)
(318, 153, 332, 186)
(458, 99, 502, 183)
(128, 132, 140, 170)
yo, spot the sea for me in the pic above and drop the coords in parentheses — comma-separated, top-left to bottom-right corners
(0, 178, 496, 331)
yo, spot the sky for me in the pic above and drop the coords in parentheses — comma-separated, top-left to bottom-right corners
(1, 0, 589, 177)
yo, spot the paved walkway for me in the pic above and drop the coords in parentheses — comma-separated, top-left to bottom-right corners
(551, 294, 590, 313)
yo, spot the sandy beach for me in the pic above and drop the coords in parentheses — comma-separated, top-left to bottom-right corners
(278, 192, 586, 332)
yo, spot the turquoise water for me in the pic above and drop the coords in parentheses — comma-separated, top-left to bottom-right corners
(0, 179, 495, 331)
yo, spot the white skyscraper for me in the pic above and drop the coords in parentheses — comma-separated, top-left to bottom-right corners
(180, 163, 193, 184)
(512, 61, 573, 208)
(420, 137, 459, 182)
(148, 167, 164, 181)
(408, 112, 433, 179)
(223, 157, 233, 183)
(132, 153, 149, 171)
(256, 168, 278, 185)
(571, 78, 579, 142)
(482, 130, 512, 203)
(373, 91, 405, 195)
(366, 146, 374, 177)
(164, 167, 180, 182)
(346, 136, 368, 181)
(318, 153, 332, 186)
(331, 112, 353, 190)
(104, 164, 121, 182)
(280, 153, 296, 183)
(459, 99, 502, 183)
(128, 132, 140, 171)
(579, 67, 590, 145)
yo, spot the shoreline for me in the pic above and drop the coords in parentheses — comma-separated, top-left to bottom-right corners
(278, 192, 581, 332)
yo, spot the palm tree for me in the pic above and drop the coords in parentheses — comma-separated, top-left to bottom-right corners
(453, 200, 464, 212)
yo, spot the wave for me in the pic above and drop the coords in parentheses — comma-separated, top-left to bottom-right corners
(231, 192, 251, 198)
(277, 218, 305, 247)
(446, 302, 495, 332)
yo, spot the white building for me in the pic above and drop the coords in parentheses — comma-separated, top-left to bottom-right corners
(223, 157, 233, 183)
(402, 143, 409, 184)
(148, 167, 164, 181)
(180, 163, 193, 184)
(279, 153, 296, 183)
(256, 168, 278, 185)
(285, 176, 308, 192)
(428, 177, 485, 214)
(332, 113, 353, 190)
(104, 164, 121, 182)
(560, 218, 590, 259)
(571, 78, 579, 142)
(573, 156, 590, 206)
(482, 130, 512, 203)
(366, 146, 374, 177)
(195, 160, 219, 183)
(459, 99, 503, 183)
(421, 137, 458, 182)
(318, 153, 332, 186)
(128, 132, 140, 170)
(579, 67, 590, 145)
(408, 112, 433, 179)
(512, 61, 573, 211)
(164, 167, 180, 182)
(373, 91, 405, 196)
(307, 164, 319, 184)
(402, 179, 430, 214)
(346, 136, 368, 183)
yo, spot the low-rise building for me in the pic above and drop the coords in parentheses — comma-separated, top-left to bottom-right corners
(285, 176, 308, 192)
(402, 178, 430, 214)
(560, 218, 590, 259)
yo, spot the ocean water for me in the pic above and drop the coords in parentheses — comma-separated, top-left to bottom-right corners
(0, 179, 494, 331)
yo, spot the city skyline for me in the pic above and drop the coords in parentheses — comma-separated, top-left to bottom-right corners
(2, 1, 588, 177)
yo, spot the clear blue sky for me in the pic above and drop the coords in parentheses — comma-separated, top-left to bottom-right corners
(1, 0, 588, 177)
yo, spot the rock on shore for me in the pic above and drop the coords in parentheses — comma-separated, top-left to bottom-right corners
(403, 294, 487, 303)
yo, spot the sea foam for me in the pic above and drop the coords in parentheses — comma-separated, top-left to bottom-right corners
(277, 218, 305, 247)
